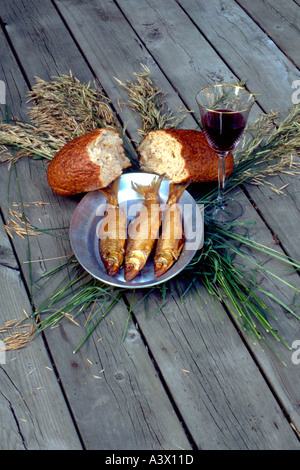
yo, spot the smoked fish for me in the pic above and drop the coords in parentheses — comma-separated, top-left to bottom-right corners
(124, 176, 163, 281)
(98, 177, 127, 276)
(154, 182, 189, 278)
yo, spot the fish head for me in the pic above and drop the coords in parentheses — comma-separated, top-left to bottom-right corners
(154, 252, 174, 278)
(102, 251, 123, 276)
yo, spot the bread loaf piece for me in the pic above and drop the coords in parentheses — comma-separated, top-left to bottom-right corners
(47, 128, 131, 196)
(137, 129, 234, 183)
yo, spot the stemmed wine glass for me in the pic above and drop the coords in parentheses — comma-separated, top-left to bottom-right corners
(196, 84, 255, 223)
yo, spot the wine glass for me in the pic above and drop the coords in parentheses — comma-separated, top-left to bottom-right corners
(196, 84, 255, 223)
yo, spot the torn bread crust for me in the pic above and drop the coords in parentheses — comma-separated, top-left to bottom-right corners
(88, 130, 128, 185)
(47, 128, 131, 196)
(138, 131, 190, 182)
(138, 129, 234, 183)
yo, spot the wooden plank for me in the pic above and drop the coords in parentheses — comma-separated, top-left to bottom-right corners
(52, 0, 199, 143)
(224, 189, 300, 430)
(235, 0, 300, 67)
(125, 188, 300, 449)
(172, 0, 300, 261)
(0, 2, 192, 450)
(53, 0, 236, 112)
(1, 0, 89, 84)
(140, 0, 299, 118)
(0, 161, 193, 450)
(99, 0, 300, 431)
(243, 171, 300, 264)
(111, 0, 300, 266)
(2, 0, 300, 446)
(128, 283, 300, 449)
(112, 0, 300, 267)
(0, 217, 83, 450)
(0, 27, 83, 451)
(50, 0, 300, 448)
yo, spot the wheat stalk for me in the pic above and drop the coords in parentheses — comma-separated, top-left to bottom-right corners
(28, 73, 119, 139)
(115, 64, 189, 138)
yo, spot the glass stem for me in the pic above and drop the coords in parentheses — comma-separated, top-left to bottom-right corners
(217, 152, 228, 207)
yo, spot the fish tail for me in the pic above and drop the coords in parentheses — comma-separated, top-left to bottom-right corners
(98, 176, 121, 205)
(131, 175, 163, 200)
(167, 182, 189, 205)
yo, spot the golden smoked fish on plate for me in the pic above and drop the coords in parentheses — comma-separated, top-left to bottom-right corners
(98, 177, 127, 276)
(124, 176, 163, 281)
(69, 173, 204, 289)
(154, 182, 189, 278)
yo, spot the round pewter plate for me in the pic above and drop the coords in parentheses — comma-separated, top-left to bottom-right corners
(69, 173, 204, 289)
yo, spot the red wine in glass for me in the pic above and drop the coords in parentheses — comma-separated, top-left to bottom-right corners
(202, 109, 246, 153)
(196, 84, 255, 223)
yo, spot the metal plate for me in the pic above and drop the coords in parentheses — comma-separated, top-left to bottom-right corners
(70, 173, 204, 289)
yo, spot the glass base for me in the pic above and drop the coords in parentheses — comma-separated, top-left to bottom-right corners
(211, 198, 243, 224)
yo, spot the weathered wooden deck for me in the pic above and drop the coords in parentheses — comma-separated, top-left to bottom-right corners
(1, 0, 300, 452)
